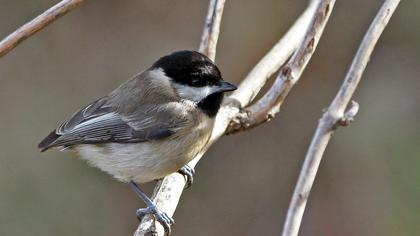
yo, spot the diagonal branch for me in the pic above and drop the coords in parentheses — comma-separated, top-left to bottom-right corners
(134, 0, 335, 235)
(281, 1, 401, 236)
(228, 0, 336, 133)
(229, 0, 319, 107)
(0, 0, 85, 58)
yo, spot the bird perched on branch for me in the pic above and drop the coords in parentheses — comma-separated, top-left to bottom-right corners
(38, 50, 236, 235)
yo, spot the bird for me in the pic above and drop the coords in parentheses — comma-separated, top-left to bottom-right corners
(38, 50, 237, 235)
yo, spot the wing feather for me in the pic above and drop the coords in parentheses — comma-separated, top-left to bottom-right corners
(38, 96, 184, 151)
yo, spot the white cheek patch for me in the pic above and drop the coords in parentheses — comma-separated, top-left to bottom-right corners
(152, 67, 219, 103)
(174, 84, 218, 103)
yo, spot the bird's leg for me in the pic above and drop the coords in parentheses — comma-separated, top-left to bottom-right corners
(177, 164, 195, 188)
(128, 181, 174, 235)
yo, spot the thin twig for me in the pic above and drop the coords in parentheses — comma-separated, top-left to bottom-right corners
(0, 0, 85, 58)
(199, 0, 226, 61)
(134, 0, 332, 235)
(228, 0, 336, 133)
(281, 1, 401, 236)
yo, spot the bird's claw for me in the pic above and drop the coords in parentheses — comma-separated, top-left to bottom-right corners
(137, 206, 174, 235)
(178, 165, 195, 188)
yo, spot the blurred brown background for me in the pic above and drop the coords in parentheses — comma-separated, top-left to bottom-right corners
(0, 0, 419, 235)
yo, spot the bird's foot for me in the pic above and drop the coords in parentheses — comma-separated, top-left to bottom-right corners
(177, 164, 195, 188)
(137, 205, 174, 235)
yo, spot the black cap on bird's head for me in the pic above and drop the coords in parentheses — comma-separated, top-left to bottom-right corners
(151, 50, 237, 117)
(151, 50, 236, 91)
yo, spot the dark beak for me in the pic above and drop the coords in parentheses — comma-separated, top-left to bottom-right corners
(218, 81, 237, 92)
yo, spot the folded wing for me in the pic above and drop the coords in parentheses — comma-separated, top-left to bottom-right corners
(38, 97, 183, 152)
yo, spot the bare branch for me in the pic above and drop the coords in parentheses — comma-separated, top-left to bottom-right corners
(281, 1, 401, 236)
(0, 0, 85, 58)
(198, 0, 226, 61)
(134, 0, 334, 235)
(228, 0, 336, 133)
(3, 0, 400, 235)
(230, 0, 319, 107)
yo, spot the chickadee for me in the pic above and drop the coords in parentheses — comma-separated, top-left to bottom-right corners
(38, 50, 236, 234)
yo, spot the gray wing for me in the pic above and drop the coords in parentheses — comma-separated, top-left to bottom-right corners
(38, 97, 184, 152)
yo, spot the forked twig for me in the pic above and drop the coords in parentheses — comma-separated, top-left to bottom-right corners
(228, 0, 336, 133)
(134, 0, 335, 235)
(2, 0, 388, 235)
(281, 1, 401, 236)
